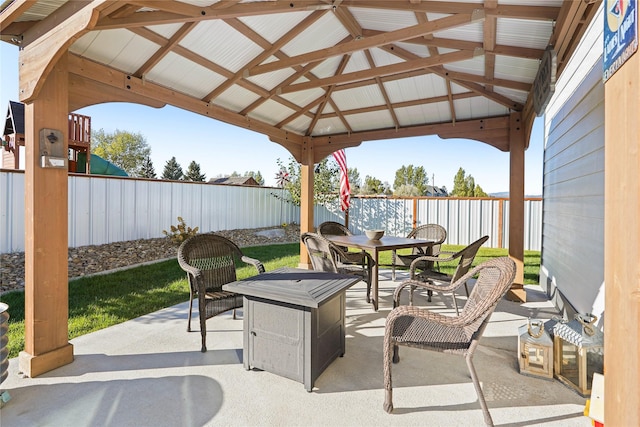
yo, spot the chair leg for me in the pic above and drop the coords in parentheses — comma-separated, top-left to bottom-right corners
(383, 334, 395, 413)
(199, 297, 207, 353)
(466, 354, 494, 426)
(452, 293, 460, 316)
(187, 294, 193, 332)
(391, 250, 396, 281)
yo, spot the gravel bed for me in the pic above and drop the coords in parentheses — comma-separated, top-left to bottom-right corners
(0, 224, 301, 294)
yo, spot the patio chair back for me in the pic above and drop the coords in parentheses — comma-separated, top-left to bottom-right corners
(407, 223, 447, 256)
(301, 232, 374, 303)
(301, 232, 343, 273)
(391, 224, 447, 280)
(446, 235, 490, 284)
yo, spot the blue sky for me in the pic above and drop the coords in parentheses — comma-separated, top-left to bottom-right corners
(1, 43, 543, 194)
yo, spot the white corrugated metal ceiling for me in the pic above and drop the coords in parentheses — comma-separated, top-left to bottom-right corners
(1, 0, 601, 157)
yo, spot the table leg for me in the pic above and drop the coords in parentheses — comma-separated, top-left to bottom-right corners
(372, 249, 379, 311)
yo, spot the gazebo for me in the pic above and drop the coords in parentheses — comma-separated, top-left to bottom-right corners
(1, 1, 637, 423)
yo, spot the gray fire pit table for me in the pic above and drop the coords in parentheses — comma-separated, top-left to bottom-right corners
(223, 267, 361, 391)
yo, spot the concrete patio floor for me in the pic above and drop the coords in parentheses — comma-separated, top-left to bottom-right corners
(0, 269, 590, 427)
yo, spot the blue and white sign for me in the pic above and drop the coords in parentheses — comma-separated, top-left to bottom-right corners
(603, 0, 638, 82)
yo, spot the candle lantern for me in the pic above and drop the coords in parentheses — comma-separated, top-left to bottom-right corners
(552, 313, 604, 396)
(518, 318, 553, 379)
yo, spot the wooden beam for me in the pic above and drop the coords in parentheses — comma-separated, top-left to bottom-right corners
(18, 1, 107, 102)
(68, 73, 166, 111)
(19, 53, 74, 377)
(67, 54, 303, 148)
(506, 111, 526, 302)
(339, 1, 559, 21)
(95, 1, 333, 30)
(310, 116, 510, 152)
(247, 11, 484, 76)
(206, 11, 326, 101)
(134, 21, 198, 78)
(604, 42, 640, 427)
(0, 0, 36, 32)
(362, 29, 545, 60)
(18, 1, 94, 47)
(280, 50, 478, 94)
(299, 138, 315, 269)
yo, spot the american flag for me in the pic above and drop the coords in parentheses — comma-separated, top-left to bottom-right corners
(332, 149, 350, 211)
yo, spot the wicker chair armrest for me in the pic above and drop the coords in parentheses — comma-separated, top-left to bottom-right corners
(387, 303, 468, 328)
(241, 255, 266, 274)
(392, 278, 446, 307)
(409, 253, 459, 276)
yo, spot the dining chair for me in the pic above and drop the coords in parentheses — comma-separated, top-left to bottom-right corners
(301, 232, 374, 303)
(390, 224, 447, 280)
(383, 257, 516, 426)
(177, 233, 265, 352)
(395, 235, 489, 315)
(318, 221, 368, 273)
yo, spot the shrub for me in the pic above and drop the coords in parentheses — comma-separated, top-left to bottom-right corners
(163, 216, 199, 245)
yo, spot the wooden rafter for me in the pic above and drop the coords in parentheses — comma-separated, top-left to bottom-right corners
(246, 12, 484, 76)
(95, 1, 333, 30)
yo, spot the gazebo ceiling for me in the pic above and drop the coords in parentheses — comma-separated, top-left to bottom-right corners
(1, 0, 600, 161)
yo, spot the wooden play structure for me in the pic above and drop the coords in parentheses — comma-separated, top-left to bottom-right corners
(2, 101, 91, 173)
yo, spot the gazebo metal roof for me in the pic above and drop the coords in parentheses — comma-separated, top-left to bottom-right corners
(1, 0, 600, 162)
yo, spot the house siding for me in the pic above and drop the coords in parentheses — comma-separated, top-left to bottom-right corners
(541, 5, 605, 318)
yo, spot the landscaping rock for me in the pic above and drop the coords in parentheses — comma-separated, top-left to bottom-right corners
(0, 224, 300, 294)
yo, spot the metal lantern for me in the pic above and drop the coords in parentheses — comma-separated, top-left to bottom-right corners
(552, 313, 604, 396)
(518, 318, 553, 379)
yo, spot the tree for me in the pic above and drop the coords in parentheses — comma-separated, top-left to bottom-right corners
(394, 184, 420, 197)
(92, 128, 151, 177)
(393, 165, 429, 195)
(361, 175, 386, 195)
(184, 161, 206, 181)
(162, 157, 183, 180)
(276, 156, 339, 206)
(452, 167, 470, 196)
(451, 167, 488, 197)
(473, 184, 488, 197)
(347, 167, 361, 194)
(140, 155, 157, 179)
(244, 171, 264, 185)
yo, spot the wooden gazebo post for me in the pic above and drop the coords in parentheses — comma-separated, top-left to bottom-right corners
(603, 45, 640, 425)
(507, 111, 526, 302)
(298, 138, 314, 269)
(20, 53, 73, 377)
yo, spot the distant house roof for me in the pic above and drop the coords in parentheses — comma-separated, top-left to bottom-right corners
(425, 185, 448, 197)
(210, 176, 260, 186)
(3, 101, 25, 137)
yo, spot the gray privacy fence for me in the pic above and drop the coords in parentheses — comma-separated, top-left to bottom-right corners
(1, 170, 541, 253)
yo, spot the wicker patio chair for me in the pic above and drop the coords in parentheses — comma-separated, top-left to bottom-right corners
(177, 233, 265, 352)
(390, 224, 447, 281)
(318, 221, 368, 271)
(383, 257, 516, 426)
(396, 235, 489, 315)
(301, 232, 375, 303)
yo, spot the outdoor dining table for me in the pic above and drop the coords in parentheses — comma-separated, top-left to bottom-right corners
(325, 234, 438, 311)
(222, 267, 360, 391)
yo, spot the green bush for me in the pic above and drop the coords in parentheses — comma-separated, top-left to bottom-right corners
(163, 216, 199, 245)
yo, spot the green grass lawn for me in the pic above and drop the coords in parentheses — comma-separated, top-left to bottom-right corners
(1, 243, 539, 359)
